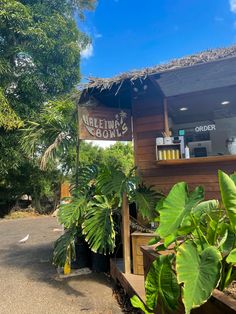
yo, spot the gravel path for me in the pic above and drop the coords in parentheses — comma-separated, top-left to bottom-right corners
(0, 217, 122, 314)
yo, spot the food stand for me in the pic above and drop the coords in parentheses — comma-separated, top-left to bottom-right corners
(79, 45, 236, 300)
(79, 46, 236, 200)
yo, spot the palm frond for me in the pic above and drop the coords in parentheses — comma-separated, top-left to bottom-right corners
(82, 195, 116, 254)
(40, 131, 70, 170)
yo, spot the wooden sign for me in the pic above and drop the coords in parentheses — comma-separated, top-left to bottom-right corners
(78, 106, 132, 141)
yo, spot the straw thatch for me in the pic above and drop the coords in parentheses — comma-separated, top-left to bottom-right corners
(82, 45, 236, 92)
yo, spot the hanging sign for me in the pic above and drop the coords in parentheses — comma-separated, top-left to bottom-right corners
(78, 106, 132, 141)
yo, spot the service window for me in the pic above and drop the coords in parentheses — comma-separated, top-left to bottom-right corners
(168, 90, 236, 158)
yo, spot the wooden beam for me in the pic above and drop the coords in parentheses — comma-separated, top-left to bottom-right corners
(122, 192, 131, 274)
(163, 98, 170, 136)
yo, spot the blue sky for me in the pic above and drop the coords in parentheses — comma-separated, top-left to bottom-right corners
(78, 0, 236, 80)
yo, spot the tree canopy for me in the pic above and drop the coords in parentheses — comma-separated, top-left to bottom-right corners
(0, 0, 96, 214)
(0, 0, 95, 120)
(0, 0, 135, 216)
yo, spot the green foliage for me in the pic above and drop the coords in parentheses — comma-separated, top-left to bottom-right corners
(96, 166, 137, 203)
(157, 182, 204, 243)
(176, 242, 222, 314)
(53, 228, 76, 267)
(0, 0, 94, 213)
(145, 254, 179, 311)
(139, 170, 236, 314)
(130, 295, 153, 314)
(0, 89, 23, 130)
(21, 95, 77, 170)
(53, 164, 160, 266)
(83, 195, 116, 254)
(58, 195, 87, 229)
(102, 142, 134, 174)
(131, 183, 164, 220)
(0, 0, 88, 113)
(219, 170, 236, 232)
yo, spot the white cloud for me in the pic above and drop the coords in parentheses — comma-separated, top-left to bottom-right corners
(230, 0, 236, 13)
(81, 43, 94, 59)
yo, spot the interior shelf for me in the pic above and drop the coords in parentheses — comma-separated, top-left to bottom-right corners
(156, 155, 236, 165)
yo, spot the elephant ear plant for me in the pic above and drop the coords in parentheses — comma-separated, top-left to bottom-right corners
(132, 170, 236, 314)
(53, 164, 162, 268)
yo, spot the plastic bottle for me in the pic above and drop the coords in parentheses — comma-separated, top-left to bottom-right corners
(185, 145, 190, 159)
(158, 150, 163, 160)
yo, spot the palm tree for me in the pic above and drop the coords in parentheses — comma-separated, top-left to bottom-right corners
(20, 92, 78, 173)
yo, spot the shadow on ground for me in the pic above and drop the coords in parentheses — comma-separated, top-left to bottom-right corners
(2, 241, 116, 298)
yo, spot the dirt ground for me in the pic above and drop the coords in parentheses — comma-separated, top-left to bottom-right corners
(0, 216, 123, 314)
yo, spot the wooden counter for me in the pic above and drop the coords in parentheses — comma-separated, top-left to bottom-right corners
(157, 155, 236, 166)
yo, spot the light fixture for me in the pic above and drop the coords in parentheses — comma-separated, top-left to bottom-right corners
(133, 87, 139, 93)
(221, 100, 230, 105)
(179, 107, 188, 111)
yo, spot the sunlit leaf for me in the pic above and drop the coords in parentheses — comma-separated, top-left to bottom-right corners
(176, 242, 222, 314)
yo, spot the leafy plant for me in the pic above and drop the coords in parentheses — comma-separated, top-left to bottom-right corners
(82, 195, 116, 254)
(53, 227, 77, 267)
(133, 170, 236, 314)
(53, 164, 162, 267)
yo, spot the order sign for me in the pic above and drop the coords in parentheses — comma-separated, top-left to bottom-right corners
(78, 106, 132, 141)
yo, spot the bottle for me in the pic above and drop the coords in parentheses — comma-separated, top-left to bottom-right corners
(175, 149, 180, 159)
(163, 150, 167, 160)
(171, 149, 175, 159)
(185, 145, 190, 159)
(158, 150, 163, 160)
(166, 150, 171, 160)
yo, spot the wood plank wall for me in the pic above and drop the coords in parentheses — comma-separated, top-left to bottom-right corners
(132, 93, 236, 200)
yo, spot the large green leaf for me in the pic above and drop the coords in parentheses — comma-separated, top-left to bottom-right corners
(226, 248, 236, 264)
(131, 183, 162, 220)
(130, 295, 154, 314)
(218, 170, 236, 231)
(193, 200, 219, 220)
(52, 228, 76, 267)
(58, 195, 87, 228)
(75, 164, 98, 195)
(82, 195, 116, 254)
(145, 255, 180, 311)
(176, 242, 222, 314)
(219, 225, 235, 255)
(157, 182, 204, 239)
(96, 166, 137, 203)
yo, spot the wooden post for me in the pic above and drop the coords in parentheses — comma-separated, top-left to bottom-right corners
(122, 192, 131, 274)
(163, 98, 170, 136)
(75, 104, 81, 189)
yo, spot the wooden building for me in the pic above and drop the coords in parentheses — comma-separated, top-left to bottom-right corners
(79, 46, 236, 199)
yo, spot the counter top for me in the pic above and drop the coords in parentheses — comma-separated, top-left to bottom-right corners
(157, 155, 236, 165)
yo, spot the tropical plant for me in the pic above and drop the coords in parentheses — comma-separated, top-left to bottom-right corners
(53, 164, 162, 266)
(132, 170, 236, 314)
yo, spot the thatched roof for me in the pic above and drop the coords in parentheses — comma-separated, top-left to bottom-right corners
(82, 45, 236, 92)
